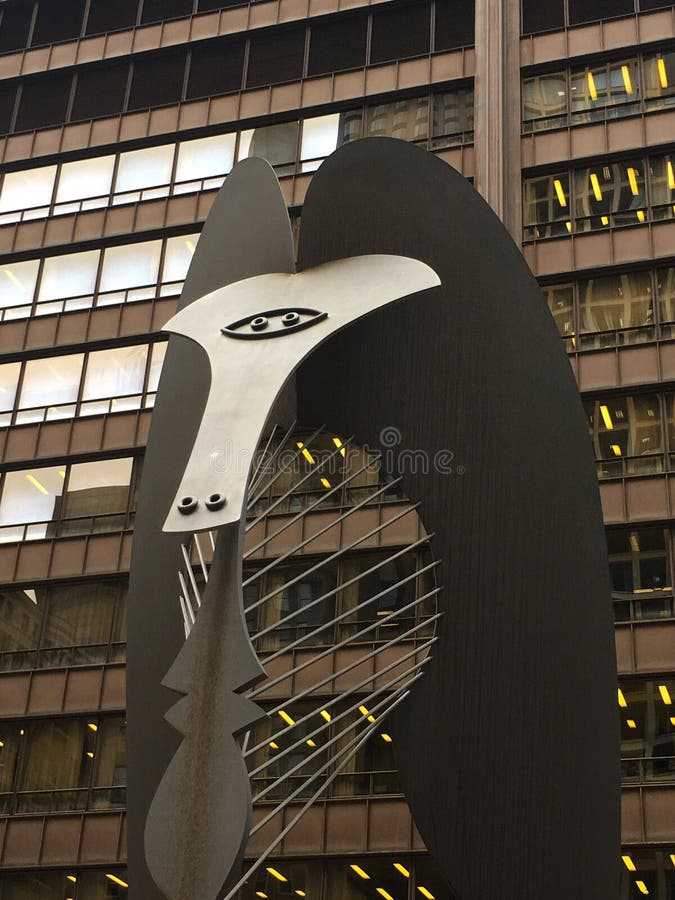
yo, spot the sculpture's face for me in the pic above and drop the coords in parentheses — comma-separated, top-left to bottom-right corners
(160, 256, 440, 535)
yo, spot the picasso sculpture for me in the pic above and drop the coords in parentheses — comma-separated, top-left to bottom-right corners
(128, 139, 619, 900)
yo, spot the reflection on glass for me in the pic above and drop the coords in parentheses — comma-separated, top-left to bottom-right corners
(62, 458, 133, 522)
(585, 395, 662, 475)
(56, 154, 115, 206)
(243, 121, 300, 175)
(0, 361, 20, 421)
(42, 580, 118, 653)
(658, 267, 675, 324)
(0, 587, 41, 657)
(18, 354, 83, 422)
(147, 342, 168, 393)
(0, 466, 64, 536)
(259, 562, 338, 649)
(522, 72, 567, 129)
(570, 60, 640, 123)
(99, 240, 162, 293)
(432, 88, 474, 145)
(20, 719, 94, 792)
(0, 259, 40, 310)
(115, 144, 175, 196)
(175, 134, 235, 184)
(523, 172, 571, 238)
(0, 165, 56, 220)
(82, 345, 148, 413)
(162, 234, 198, 283)
(543, 284, 574, 339)
(38, 250, 100, 303)
(644, 50, 675, 108)
(365, 97, 429, 142)
(579, 272, 653, 334)
(574, 160, 646, 230)
(619, 678, 675, 783)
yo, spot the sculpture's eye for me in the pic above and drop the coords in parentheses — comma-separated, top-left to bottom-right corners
(221, 307, 327, 340)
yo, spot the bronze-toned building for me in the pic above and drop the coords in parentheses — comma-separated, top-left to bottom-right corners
(0, 0, 672, 897)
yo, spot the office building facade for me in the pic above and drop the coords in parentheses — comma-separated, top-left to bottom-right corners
(0, 0, 672, 896)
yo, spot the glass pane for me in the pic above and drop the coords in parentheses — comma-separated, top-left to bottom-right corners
(76, 871, 129, 898)
(20, 719, 95, 790)
(0, 361, 20, 413)
(648, 153, 675, 210)
(523, 173, 571, 237)
(643, 51, 675, 107)
(301, 113, 341, 161)
(544, 284, 575, 338)
(147, 342, 167, 393)
(586, 395, 661, 462)
(240, 860, 322, 900)
(162, 234, 198, 283)
(115, 144, 175, 194)
(38, 250, 100, 303)
(365, 97, 429, 141)
(0, 165, 56, 214)
(657, 266, 675, 323)
(62, 458, 133, 519)
(258, 562, 338, 650)
(570, 60, 639, 122)
(573, 160, 646, 230)
(0, 466, 64, 528)
(432, 88, 474, 142)
(579, 271, 653, 332)
(0, 259, 40, 309)
(99, 241, 162, 293)
(83, 345, 148, 401)
(42, 581, 117, 649)
(0, 872, 66, 900)
(94, 716, 126, 788)
(325, 858, 409, 899)
(0, 722, 22, 793)
(245, 121, 300, 171)
(0, 587, 42, 654)
(522, 72, 566, 125)
(19, 354, 84, 412)
(175, 134, 235, 183)
(56, 155, 115, 204)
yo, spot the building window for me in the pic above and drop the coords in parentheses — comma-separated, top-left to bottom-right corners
(0, 165, 56, 223)
(435, 0, 475, 50)
(0, 259, 39, 312)
(85, 0, 139, 35)
(71, 61, 129, 122)
(0, 870, 129, 896)
(17, 353, 84, 424)
(570, 59, 640, 123)
(15, 72, 72, 132)
(619, 678, 675, 783)
(31, 0, 86, 46)
(162, 235, 198, 284)
(141, 0, 193, 24)
(128, 50, 187, 111)
(370, 1, 431, 65)
(81, 345, 149, 415)
(38, 249, 100, 306)
(0, 0, 35, 55)
(578, 271, 653, 335)
(364, 97, 430, 143)
(186, 40, 245, 99)
(240, 121, 300, 175)
(99, 241, 163, 295)
(307, 14, 367, 76)
(55, 154, 116, 213)
(584, 394, 663, 477)
(115, 145, 175, 202)
(0, 362, 20, 425)
(609, 528, 671, 621)
(175, 134, 235, 188)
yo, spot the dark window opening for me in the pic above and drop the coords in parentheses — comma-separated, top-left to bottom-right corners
(186, 40, 245, 98)
(568, 0, 634, 25)
(639, 0, 673, 8)
(15, 71, 72, 131)
(198, 0, 245, 8)
(370, 1, 431, 64)
(435, 0, 475, 50)
(128, 50, 187, 110)
(140, 0, 194, 24)
(86, 0, 139, 35)
(0, 85, 17, 134)
(32, 0, 86, 46)
(0, 0, 34, 54)
(246, 27, 306, 88)
(71, 62, 129, 121)
(308, 14, 367, 75)
(521, 0, 565, 33)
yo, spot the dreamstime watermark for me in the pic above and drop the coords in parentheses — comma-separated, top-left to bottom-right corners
(207, 426, 464, 479)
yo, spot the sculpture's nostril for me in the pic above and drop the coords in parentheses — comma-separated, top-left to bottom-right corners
(177, 496, 198, 514)
(205, 493, 226, 511)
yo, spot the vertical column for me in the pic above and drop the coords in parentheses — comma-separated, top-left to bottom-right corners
(474, 0, 522, 244)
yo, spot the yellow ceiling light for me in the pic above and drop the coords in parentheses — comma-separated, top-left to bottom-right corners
(26, 474, 49, 495)
(621, 65, 634, 94)
(376, 889, 394, 900)
(618, 688, 628, 708)
(266, 867, 288, 883)
(59, 470, 66, 479)
(622, 855, 637, 871)
(350, 865, 370, 880)
(278, 709, 295, 726)
(19, 729, 24, 736)
(393, 863, 410, 877)
(610, 444, 622, 457)
(88, 722, 98, 732)
(269, 741, 279, 750)
(86, 751, 94, 758)
(358, 705, 375, 723)
(636, 210, 645, 223)
(669, 853, 675, 866)
(418, 889, 436, 900)
(66, 875, 77, 883)
(255, 893, 268, 898)
(658, 685, 672, 705)
(636, 880, 649, 895)
(332, 436, 346, 457)
(599, 405, 614, 430)
(185, 240, 196, 253)
(0, 741, 4, 748)
(3, 268, 22, 289)
(627, 167, 640, 196)
(105, 875, 128, 888)
(306, 739, 317, 748)
(381, 733, 393, 743)
(553, 178, 567, 207)
(587, 71, 598, 100)
(565, 221, 572, 233)
(629, 533, 640, 553)
(320, 477, 331, 489)
(670, 716, 675, 726)
(601, 215, 609, 225)
(590, 173, 603, 201)
(627, 719, 637, 729)
(667, 161, 675, 191)
(320, 709, 331, 722)
(658, 57, 669, 89)
(296, 441, 315, 465)
(295, 892, 307, 897)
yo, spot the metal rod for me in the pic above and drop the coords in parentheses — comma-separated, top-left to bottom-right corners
(248, 585, 441, 701)
(251, 534, 434, 647)
(245, 478, 406, 588)
(224, 691, 412, 900)
(247, 420, 297, 504)
(181, 543, 202, 609)
(247, 423, 282, 498)
(244, 459, 384, 560)
(246, 624, 439, 756)
(244, 501, 421, 605)
(193, 532, 209, 583)
(246, 434, 355, 532)
(178, 571, 195, 619)
(249, 659, 427, 779)
(246, 422, 324, 512)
